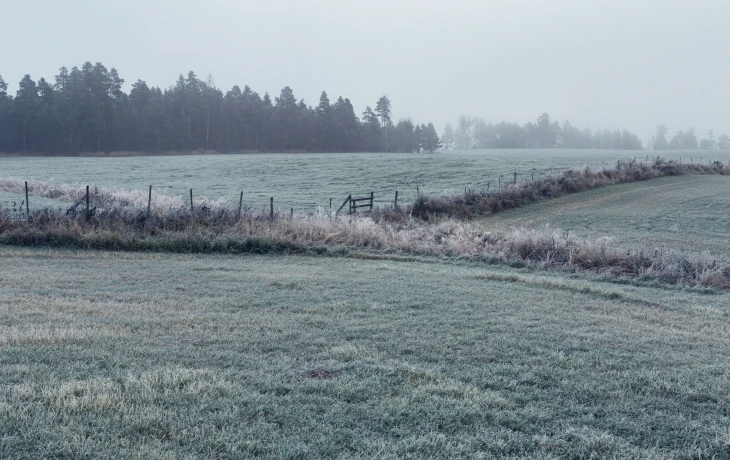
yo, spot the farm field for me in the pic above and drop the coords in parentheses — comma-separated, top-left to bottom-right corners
(2, 149, 729, 212)
(1, 246, 729, 458)
(486, 174, 730, 257)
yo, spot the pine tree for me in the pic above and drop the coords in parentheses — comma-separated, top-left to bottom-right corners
(441, 123, 454, 150)
(375, 96, 391, 127)
(653, 125, 668, 150)
(315, 91, 332, 150)
(14, 75, 40, 153)
(718, 134, 730, 150)
(422, 123, 442, 153)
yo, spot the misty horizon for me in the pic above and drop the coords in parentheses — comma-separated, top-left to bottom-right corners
(2, 0, 728, 143)
(1, 64, 725, 148)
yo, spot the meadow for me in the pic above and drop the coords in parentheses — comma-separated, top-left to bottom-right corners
(488, 174, 730, 256)
(1, 246, 729, 458)
(2, 149, 729, 212)
(2, 151, 730, 458)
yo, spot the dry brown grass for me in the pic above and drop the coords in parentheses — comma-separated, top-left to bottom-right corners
(2, 158, 729, 290)
(1, 209, 728, 290)
(411, 158, 730, 219)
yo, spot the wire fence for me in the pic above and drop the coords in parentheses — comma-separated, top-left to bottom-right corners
(3, 155, 729, 222)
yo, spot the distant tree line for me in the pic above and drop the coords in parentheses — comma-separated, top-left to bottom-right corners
(649, 125, 730, 150)
(0, 62, 442, 155)
(441, 114, 645, 150)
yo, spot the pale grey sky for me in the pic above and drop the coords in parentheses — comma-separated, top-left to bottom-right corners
(2, 0, 729, 141)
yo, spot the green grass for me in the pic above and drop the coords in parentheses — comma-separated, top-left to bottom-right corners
(1, 246, 729, 458)
(486, 174, 730, 256)
(3, 149, 730, 212)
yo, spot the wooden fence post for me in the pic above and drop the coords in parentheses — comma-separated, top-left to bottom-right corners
(190, 189, 194, 212)
(417, 186, 419, 196)
(290, 208, 293, 219)
(335, 195, 351, 215)
(25, 181, 29, 222)
(514, 172, 517, 184)
(394, 190, 398, 208)
(370, 191, 374, 211)
(270, 197, 274, 221)
(86, 185, 90, 220)
(147, 185, 152, 217)
(238, 191, 243, 219)
(329, 198, 332, 214)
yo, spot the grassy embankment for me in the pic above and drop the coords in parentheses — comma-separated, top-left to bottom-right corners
(488, 174, 730, 257)
(410, 158, 730, 220)
(2, 159, 730, 290)
(1, 246, 729, 458)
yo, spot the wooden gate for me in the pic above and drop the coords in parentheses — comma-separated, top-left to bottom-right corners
(335, 192, 374, 215)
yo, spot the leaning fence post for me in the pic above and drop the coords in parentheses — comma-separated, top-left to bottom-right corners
(25, 181, 29, 222)
(238, 191, 243, 219)
(270, 197, 274, 221)
(335, 195, 351, 216)
(190, 189, 194, 212)
(147, 185, 152, 217)
(86, 185, 90, 220)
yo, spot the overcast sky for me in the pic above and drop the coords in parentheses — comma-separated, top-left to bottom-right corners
(2, 0, 729, 141)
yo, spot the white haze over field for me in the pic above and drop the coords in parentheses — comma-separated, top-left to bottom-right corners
(1, 0, 729, 141)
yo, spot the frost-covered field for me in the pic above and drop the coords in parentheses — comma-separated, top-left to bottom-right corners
(1, 247, 729, 458)
(2, 149, 727, 212)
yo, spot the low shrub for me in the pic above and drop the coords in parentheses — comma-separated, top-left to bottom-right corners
(409, 158, 730, 219)
(2, 158, 729, 290)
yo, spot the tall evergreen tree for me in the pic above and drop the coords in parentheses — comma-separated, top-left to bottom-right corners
(441, 123, 454, 150)
(421, 123, 442, 153)
(653, 125, 668, 150)
(414, 124, 423, 152)
(315, 91, 332, 150)
(718, 134, 730, 150)
(14, 75, 40, 152)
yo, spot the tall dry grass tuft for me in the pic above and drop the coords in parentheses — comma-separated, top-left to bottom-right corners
(410, 158, 730, 219)
(0, 178, 188, 211)
(2, 205, 729, 290)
